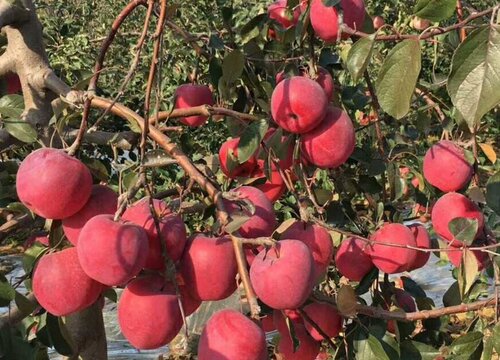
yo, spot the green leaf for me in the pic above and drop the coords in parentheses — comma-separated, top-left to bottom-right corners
(347, 33, 376, 82)
(3, 119, 37, 143)
(400, 340, 441, 360)
(322, 0, 340, 6)
(450, 332, 483, 359)
(355, 333, 390, 360)
(443, 281, 461, 307)
(448, 217, 479, 246)
(237, 119, 268, 163)
(0, 278, 15, 307)
(46, 314, 74, 357)
(14, 291, 36, 315)
(481, 335, 493, 360)
(492, 322, 500, 354)
(222, 49, 245, 83)
(486, 171, 500, 215)
(458, 249, 478, 297)
(376, 39, 421, 119)
(448, 25, 500, 130)
(0, 94, 24, 118)
(414, 0, 456, 22)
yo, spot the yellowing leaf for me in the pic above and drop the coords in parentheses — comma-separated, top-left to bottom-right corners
(479, 143, 497, 164)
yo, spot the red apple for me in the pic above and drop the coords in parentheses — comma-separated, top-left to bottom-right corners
(178, 283, 202, 316)
(276, 323, 321, 360)
(271, 76, 328, 134)
(412, 16, 430, 30)
(16, 148, 93, 219)
(310, 0, 366, 43)
(174, 84, 214, 127)
(62, 185, 118, 245)
(373, 15, 385, 30)
(300, 106, 355, 169)
(260, 314, 276, 332)
(303, 301, 342, 341)
(268, 0, 301, 30)
(33, 248, 103, 316)
(224, 186, 277, 238)
(6, 73, 22, 94)
(276, 67, 334, 100)
(273, 309, 303, 335)
(23, 234, 49, 249)
(123, 197, 187, 268)
(446, 247, 490, 271)
(431, 192, 484, 246)
(407, 225, 431, 271)
(423, 140, 473, 192)
(118, 275, 183, 349)
(77, 214, 149, 286)
(281, 221, 334, 282)
(198, 309, 268, 360)
(219, 137, 258, 178)
(179, 234, 237, 301)
(335, 236, 374, 281)
(250, 240, 314, 309)
(387, 289, 416, 333)
(249, 160, 287, 202)
(368, 223, 418, 274)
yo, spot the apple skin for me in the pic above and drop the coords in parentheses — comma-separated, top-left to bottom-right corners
(178, 283, 202, 316)
(250, 159, 287, 203)
(118, 275, 183, 350)
(300, 106, 355, 169)
(271, 76, 328, 134)
(367, 223, 418, 274)
(260, 314, 276, 332)
(373, 15, 385, 30)
(303, 301, 342, 341)
(219, 137, 258, 178)
(431, 192, 484, 247)
(268, 0, 301, 30)
(77, 214, 149, 286)
(62, 185, 118, 246)
(387, 289, 416, 333)
(33, 248, 103, 316)
(406, 225, 431, 271)
(16, 148, 93, 220)
(6, 73, 22, 94)
(273, 309, 303, 335)
(423, 140, 473, 192)
(412, 16, 430, 30)
(310, 0, 366, 43)
(447, 247, 490, 271)
(123, 198, 187, 269)
(224, 186, 278, 238)
(335, 236, 374, 281)
(198, 309, 268, 360)
(281, 221, 334, 282)
(179, 234, 238, 301)
(276, 323, 320, 360)
(250, 239, 314, 309)
(174, 84, 214, 127)
(276, 67, 334, 100)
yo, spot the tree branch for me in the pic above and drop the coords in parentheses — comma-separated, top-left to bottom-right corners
(155, 105, 260, 123)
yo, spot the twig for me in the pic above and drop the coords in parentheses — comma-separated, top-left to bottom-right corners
(155, 105, 260, 123)
(230, 235, 260, 319)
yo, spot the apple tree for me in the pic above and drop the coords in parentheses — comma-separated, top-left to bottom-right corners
(0, 0, 499, 359)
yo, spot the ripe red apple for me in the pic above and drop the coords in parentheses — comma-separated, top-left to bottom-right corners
(6, 73, 22, 94)
(446, 247, 490, 271)
(373, 15, 385, 29)
(178, 283, 202, 316)
(268, 0, 301, 30)
(179, 234, 237, 301)
(368, 223, 418, 274)
(249, 159, 287, 202)
(224, 186, 278, 238)
(23, 234, 49, 249)
(310, 0, 366, 43)
(123, 197, 187, 269)
(271, 76, 328, 134)
(335, 236, 374, 281)
(77, 214, 149, 286)
(276, 67, 334, 100)
(273, 309, 303, 334)
(300, 106, 355, 169)
(303, 301, 342, 341)
(250, 240, 314, 309)
(16, 148, 93, 219)
(198, 309, 268, 360)
(281, 221, 334, 282)
(174, 84, 214, 127)
(219, 137, 258, 178)
(33, 248, 103, 316)
(260, 313, 276, 332)
(423, 140, 473, 192)
(62, 185, 118, 245)
(431, 192, 484, 246)
(412, 16, 430, 30)
(407, 225, 431, 271)
(118, 275, 183, 349)
(276, 323, 321, 360)
(387, 289, 416, 333)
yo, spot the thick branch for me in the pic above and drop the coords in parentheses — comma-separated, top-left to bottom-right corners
(0, 1, 30, 28)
